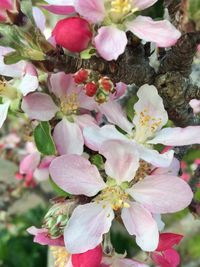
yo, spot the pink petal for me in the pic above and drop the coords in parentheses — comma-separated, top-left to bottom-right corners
(152, 249, 180, 267)
(53, 118, 84, 155)
(126, 16, 181, 47)
(42, 5, 75, 15)
(20, 152, 40, 174)
(78, 89, 98, 110)
(128, 175, 193, 214)
(148, 126, 200, 146)
(45, 0, 74, 5)
(75, 114, 97, 130)
(33, 168, 49, 181)
(19, 74, 39, 96)
(49, 72, 75, 98)
(74, 0, 105, 23)
(64, 202, 114, 253)
(136, 144, 174, 168)
(94, 26, 127, 61)
(49, 154, 106, 196)
(121, 202, 159, 251)
(111, 82, 127, 100)
(189, 99, 200, 114)
(152, 158, 180, 176)
(21, 92, 59, 121)
(102, 257, 149, 267)
(27, 226, 65, 246)
(83, 125, 127, 151)
(33, 7, 46, 32)
(133, 84, 168, 141)
(0, 101, 10, 128)
(0, 0, 13, 9)
(72, 246, 103, 267)
(99, 140, 139, 183)
(132, 0, 158, 10)
(98, 100, 133, 133)
(156, 233, 183, 252)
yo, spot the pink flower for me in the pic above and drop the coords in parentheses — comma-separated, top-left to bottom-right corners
(49, 140, 193, 254)
(152, 233, 183, 267)
(72, 0, 181, 60)
(0, 0, 15, 22)
(72, 246, 102, 267)
(21, 72, 97, 155)
(84, 84, 200, 167)
(52, 17, 92, 53)
(42, 0, 75, 15)
(27, 226, 65, 246)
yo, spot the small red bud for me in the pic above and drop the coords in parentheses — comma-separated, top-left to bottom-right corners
(99, 77, 114, 92)
(74, 69, 90, 84)
(85, 82, 97, 97)
(52, 17, 92, 53)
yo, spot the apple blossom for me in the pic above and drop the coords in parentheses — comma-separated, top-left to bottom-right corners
(0, 0, 16, 22)
(72, 0, 181, 60)
(84, 84, 200, 167)
(49, 140, 193, 254)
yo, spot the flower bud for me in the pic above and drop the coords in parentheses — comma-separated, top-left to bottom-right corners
(95, 90, 109, 103)
(85, 82, 98, 97)
(52, 17, 92, 53)
(0, 0, 16, 22)
(99, 77, 114, 93)
(74, 69, 90, 84)
(72, 246, 103, 267)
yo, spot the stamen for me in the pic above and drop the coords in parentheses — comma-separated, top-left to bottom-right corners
(110, 0, 132, 15)
(60, 92, 79, 115)
(51, 247, 70, 267)
(134, 160, 152, 183)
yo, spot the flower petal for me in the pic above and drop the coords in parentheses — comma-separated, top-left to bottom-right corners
(64, 202, 114, 253)
(53, 118, 84, 155)
(75, 114, 97, 130)
(45, 0, 74, 5)
(132, 0, 158, 10)
(152, 248, 180, 267)
(152, 158, 180, 176)
(128, 175, 193, 214)
(33, 7, 46, 32)
(126, 16, 181, 47)
(74, 0, 105, 23)
(49, 154, 106, 196)
(133, 84, 168, 142)
(20, 152, 40, 174)
(19, 65, 39, 96)
(100, 140, 139, 183)
(121, 202, 159, 251)
(21, 92, 59, 121)
(0, 101, 10, 128)
(148, 126, 200, 146)
(83, 125, 127, 151)
(136, 144, 174, 168)
(42, 4, 75, 15)
(94, 26, 127, 61)
(98, 100, 133, 133)
(156, 233, 183, 252)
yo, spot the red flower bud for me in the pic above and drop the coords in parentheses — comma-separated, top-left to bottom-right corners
(72, 245, 102, 267)
(74, 69, 90, 84)
(85, 82, 97, 97)
(52, 17, 92, 53)
(99, 77, 114, 92)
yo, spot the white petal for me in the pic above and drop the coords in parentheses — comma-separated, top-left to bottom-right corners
(53, 118, 84, 155)
(128, 175, 193, 214)
(0, 101, 10, 128)
(19, 74, 39, 96)
(148, 126, 200, 146)
(49, 154, 106, 196)
(83, 125, 127, 151)
(64, 202, 114, 253)
(121, 202, 159, 251)
(133, 84, 168, 143)
(98, 100, 133, 133)
(100, 140, 139, 183)
(152, 157, 180, 176)
(33, 7, 46, 32)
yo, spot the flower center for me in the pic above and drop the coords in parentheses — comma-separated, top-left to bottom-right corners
(96, 185, 130, 211)
(60, 93, 79, 115)
(51, 247, 70, 267)
(0, 80, 17, 100)
(134, 160, 152, 183)
(110, 0, 132, 15)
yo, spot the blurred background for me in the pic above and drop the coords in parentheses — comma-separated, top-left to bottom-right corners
(0, 0, 200, 266)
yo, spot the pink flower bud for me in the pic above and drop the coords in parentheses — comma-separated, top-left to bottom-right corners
(71, 245, 102, 267)
(52, 17, 92, 53)
(0, 0, 15, 22)
(74, 69, 90, 84)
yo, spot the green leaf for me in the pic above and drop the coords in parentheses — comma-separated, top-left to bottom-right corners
(34, 122, 56, 155)
(49, 177, 71, 197)
(4, 51, 24, 65)
(126, 95, 138, 121)
(90, 154, 104, 169)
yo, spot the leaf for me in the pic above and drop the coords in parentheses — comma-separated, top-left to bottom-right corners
(4, 51, 24, 65)
(49, 177, 71, 197)
(90, 154, 104, 169)
(34, 122, 56, 155)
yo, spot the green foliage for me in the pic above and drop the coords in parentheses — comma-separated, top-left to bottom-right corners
(126, 95, 138, 121)
(0, 206, 47, 267)
(34, 122, 57, 156)
(90, 154, 104, 169)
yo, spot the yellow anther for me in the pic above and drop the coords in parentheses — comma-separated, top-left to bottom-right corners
(0, 80, 17, 100)
(51, 247, 70, 267)
(60, 92, 79, 115)
(110, 0, 132, 15)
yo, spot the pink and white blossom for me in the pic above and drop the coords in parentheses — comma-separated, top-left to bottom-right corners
(49, 140, 193, 254)
(84, 84, 200, 167)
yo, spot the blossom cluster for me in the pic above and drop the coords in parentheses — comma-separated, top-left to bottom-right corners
(0, 0, 200, 267)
